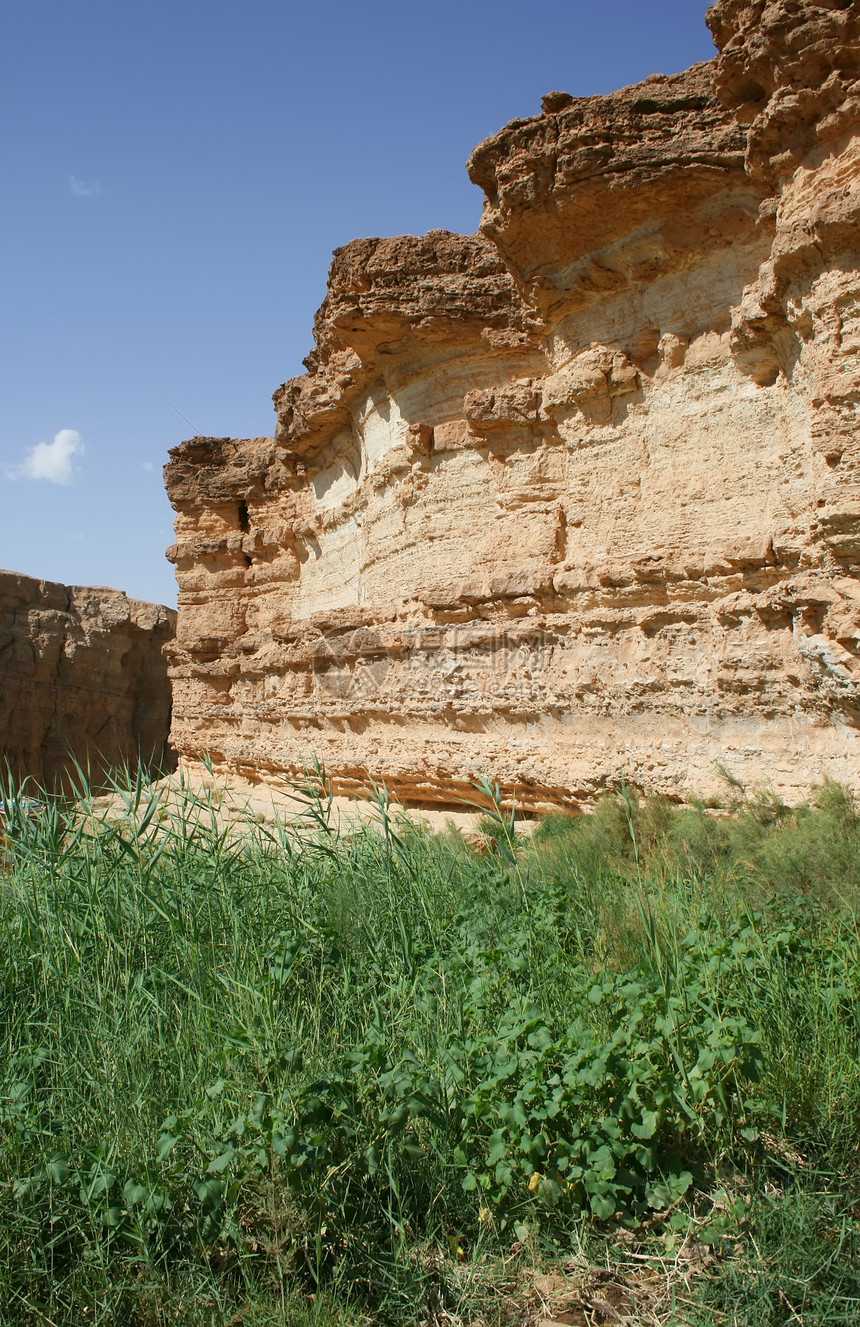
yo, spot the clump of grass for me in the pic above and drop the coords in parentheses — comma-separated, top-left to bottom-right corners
(0, 770, 858, 1323)
(687, 1177, 860, 1326)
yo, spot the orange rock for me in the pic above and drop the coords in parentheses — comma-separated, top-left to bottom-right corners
(0, 571, 175, 789)
(163, 1, 860, 810)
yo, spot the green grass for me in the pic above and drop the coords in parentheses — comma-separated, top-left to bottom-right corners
(0, 768, 859, 1325)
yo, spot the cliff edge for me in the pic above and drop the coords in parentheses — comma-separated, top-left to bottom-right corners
(164, 0, 860, 809)
(0, 571, 176, 789)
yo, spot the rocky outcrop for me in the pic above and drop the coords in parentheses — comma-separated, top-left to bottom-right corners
(164, 0, 860, 810)
(0, 571, 176, 789)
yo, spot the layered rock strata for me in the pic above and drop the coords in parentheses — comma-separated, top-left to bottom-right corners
(0, 571, 176, 789)
(165, 0, 860, 810)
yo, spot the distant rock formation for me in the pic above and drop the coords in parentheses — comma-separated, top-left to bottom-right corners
(0, 571, 176, 789)
(164, 0, 860, 810)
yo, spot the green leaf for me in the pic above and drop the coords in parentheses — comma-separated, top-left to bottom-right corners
(206, 1149, 234, 1173)
(488, 1130, 506, 1162)
(590, 1192, 615, 1219)
(48, 1156, 69, 1186)
(536, 1175, 563, 1207)
(86, 1170, 116, 1198)
(630, 1110, 658, 1140)
(461, 1171, 478, 1192)
(157, 1132, 180, 1160)
(385, 1103, 409, 1133)
(250, 1093, 271, 1125)
(646, 1181, 672, 1209)
(193, 1177, 224, 1209)
(494, 1161, 513, 1188)
(670, 1169, 693, 1198)
(123, 1180, 148, 1206)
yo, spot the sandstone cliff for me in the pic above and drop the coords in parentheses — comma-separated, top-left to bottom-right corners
(165, 0, 860, 810)
(0, 571, 176, 789)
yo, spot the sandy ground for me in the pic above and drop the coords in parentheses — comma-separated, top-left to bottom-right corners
(89, 763, 500, 842)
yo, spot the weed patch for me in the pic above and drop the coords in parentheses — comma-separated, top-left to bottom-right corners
(0, 771, 858, 1323)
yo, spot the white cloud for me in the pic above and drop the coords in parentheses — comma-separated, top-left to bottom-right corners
(69, 175, 101, 197)
(141, 460, 154, 472)
(10, 428, 84, 485)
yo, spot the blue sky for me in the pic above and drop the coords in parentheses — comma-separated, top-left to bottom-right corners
(0, 1, 716, 607)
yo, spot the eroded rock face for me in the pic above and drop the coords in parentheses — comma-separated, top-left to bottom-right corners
(165, 0, 860, 809)
(0, 571, 176, 789)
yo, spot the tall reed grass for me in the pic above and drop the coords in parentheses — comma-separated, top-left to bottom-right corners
(0, 767, 858, 1324)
